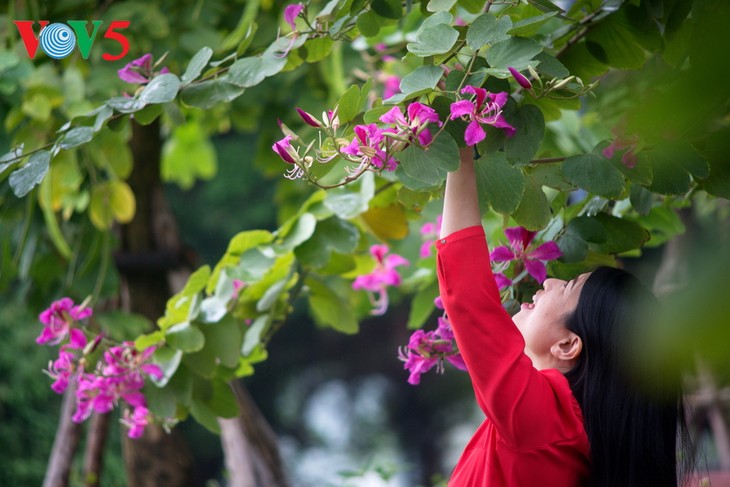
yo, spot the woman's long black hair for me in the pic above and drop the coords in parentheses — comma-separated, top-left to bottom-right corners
(564, 266, 693, 487)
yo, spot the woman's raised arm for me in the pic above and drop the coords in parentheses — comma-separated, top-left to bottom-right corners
(439, 148, 482, 239)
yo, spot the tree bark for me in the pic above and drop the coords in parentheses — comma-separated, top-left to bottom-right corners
(218, 381, 288, 487)
(117, 120, 195, 487)
(83, 413, 112, 487)
(43, 382, 83, 487)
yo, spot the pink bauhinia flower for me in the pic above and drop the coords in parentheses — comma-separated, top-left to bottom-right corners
(449, 86, 515, 146)
(117, 53, 169, 84)
(352, 244, 409, 315)
(379, 102, 442, 148)
(342, 123, 397, 172)
(37, 297, 92, 347)
(283, 3, 304, 31)
(123, 406, 151, 439)
(398, 312, 466, 385)
(419, 215, 443, 258)
(44, 347, 78, 394)
(490, 226, 562, 286)
(383, 75, 401, 99)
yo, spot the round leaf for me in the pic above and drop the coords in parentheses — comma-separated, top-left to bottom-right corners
(562, 153, 626, 198)
(505, 104, 545, 165)
(139, 73, 181, 104)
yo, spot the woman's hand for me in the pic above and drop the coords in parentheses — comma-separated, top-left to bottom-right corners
(440, 147, 482, 239)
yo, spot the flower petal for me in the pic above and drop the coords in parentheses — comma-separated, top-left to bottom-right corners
(379, 106, 406, 125)
(493, 272, 512, 290)
(464, 120, 486, 146)
(490, 246, 515, 262)
(492, 114, 516, 137)
(525, 259, 548, 284)
(504, 226, 534, 253)
(528, 241, 562, 261)
(449, 100, 475, 120)
(284, 3, 304, 30)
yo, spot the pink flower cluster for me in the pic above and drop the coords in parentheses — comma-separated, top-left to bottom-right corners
(273, 84, 517, 182)
(117, 53, 169, 85)
(272, 102, 441, 178)
(419, 215, 442, 258)
(449, 85, 515, 146)
(490, 226, 562, 289)
(399, 296, 466, 385)
(37, 298, 161, 439)
(352, 244, 409, 315)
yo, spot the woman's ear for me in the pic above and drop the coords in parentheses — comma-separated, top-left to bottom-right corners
(550, 333, 582, 363)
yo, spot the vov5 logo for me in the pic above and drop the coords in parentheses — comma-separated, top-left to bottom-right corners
(14, 21, 130, 61)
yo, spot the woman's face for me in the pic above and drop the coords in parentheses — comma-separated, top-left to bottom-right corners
(512, 273, 590, 371)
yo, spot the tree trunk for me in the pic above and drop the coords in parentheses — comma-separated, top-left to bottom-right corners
(218, 381, 288, 487)
(117, 120, 195, 487)
(82, 412, 111, 487)
(43, 382, 83, 487)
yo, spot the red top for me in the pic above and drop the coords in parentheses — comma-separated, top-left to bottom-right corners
(435, 226, 590, 487)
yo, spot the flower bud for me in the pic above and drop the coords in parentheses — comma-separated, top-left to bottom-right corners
(508, 67, 532, 90)
(296, 108, 322, 127)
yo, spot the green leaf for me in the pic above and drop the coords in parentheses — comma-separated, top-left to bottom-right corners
(525, 0, 566, 14)
(511, 176, 551, 230)
(135, 331, 165, 351)
(9, 151, 50, 197)
(505, 104, 545, 165)
(161, 121, 217, 189)
(280, 212, 317, 249)
(630, 183, 654, 216)
(586, 11, 646, 69)
(181, 46, 213, 85)
(645, 148, 693, 195)
(185, 316, 244, 378)
(532, 51, 569, 79)
(228, 49, 289, 88)
(337, 84, 361, 123)
(357, 11, 382, 37)
(562, 153, 625, 198)
(407, 280, 439, 329)
(88, 180, 136, 229)
(371, 0, 402, 19)
(486, 37, 543, 70)
(242, 316, 268, 356)
(386, 65, 445, 103)
(295, 216, 360, 268)
(594, 213, 650, 254)
(527, 163, 574, 191)
(475, 152, 525, 214)
(152, 346, 183, 387)
(428, 0, 457, 11)
(508, 11, 557, 37)
(132, 103, 163, 125)
(206, 379, 240, 418)
(139, 73, 181, 104)
(307, 277, 359, 334)
(362, 204, 409, 241)
(256, 277, 289, 312)
(407, 24, 459, 57)
(566, 216, 606, 244)
(166, 322, 206, 353)
(59, 127, 94, 149)
(180, 78, 245, 109)
(396, 131, 459, 185)
(467, 14, 512, 50)
(106, 96, 146, 113)
(555, 233, 587, 263)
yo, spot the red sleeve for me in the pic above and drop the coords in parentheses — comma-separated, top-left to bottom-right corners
(436, 226, 580, 450)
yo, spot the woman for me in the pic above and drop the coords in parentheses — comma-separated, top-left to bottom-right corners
(437, 148, 689, 486)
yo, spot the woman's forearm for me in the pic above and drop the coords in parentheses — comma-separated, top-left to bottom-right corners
(440, 147, 482, 239)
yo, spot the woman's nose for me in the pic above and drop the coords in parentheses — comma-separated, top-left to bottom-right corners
(543, 278, 565, 289)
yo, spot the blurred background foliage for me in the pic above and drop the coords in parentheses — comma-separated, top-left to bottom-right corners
(1, 0, 729, 485)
